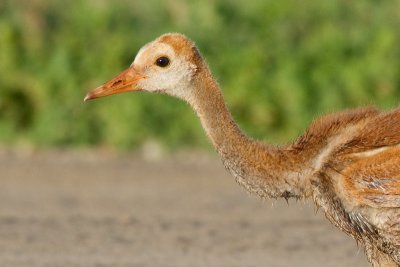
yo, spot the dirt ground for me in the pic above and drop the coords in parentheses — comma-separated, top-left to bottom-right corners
(0, 149, 370, 267)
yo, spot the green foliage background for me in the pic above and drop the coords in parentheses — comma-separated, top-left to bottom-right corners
(1, 0, 399, 150)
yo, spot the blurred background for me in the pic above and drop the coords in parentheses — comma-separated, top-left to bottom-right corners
(1, 0, 399, 151)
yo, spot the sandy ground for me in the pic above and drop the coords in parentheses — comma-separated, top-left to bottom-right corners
(0, 149, 370, 267)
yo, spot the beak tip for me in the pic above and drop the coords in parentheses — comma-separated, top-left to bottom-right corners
(84, 93, 94, 102)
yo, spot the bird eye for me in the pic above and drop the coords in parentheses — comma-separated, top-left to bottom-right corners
(155, 56, 170, 67)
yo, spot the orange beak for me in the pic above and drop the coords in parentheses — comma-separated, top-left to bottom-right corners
(84, 66, 145, 101)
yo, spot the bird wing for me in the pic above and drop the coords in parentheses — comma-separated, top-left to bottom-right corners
(338, 146, 400, 259)
(309, 107, 400, 260)
(333, 108, 400, 209)
(338, 108, 400, 156)
(340, 146, 400, 209)
(293, 106, 380, 151)
(294, 106, 400, 207)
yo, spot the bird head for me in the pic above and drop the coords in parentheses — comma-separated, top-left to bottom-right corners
(84, 33, 203, 102)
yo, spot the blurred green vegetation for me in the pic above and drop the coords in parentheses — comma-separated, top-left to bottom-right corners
(1, 0, 399, 150)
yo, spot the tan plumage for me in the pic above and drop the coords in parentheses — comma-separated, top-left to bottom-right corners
(85, 33, 400, 266)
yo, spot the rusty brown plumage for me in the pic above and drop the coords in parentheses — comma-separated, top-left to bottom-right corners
(294, 108, 400, 266)
(85, 33, 400, 266)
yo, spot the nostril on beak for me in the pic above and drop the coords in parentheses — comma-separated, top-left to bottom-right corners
(112, 80, 123, 87)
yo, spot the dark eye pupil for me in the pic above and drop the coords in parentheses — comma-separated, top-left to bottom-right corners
(156, 56, 170, 67)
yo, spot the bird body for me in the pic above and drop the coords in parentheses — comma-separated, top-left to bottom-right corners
(85, 33, 400, 266)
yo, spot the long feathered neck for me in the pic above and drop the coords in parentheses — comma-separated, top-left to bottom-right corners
(187, 65, 311, 199)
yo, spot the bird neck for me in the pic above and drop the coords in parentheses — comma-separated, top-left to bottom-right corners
(188, 67, 310, 199)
